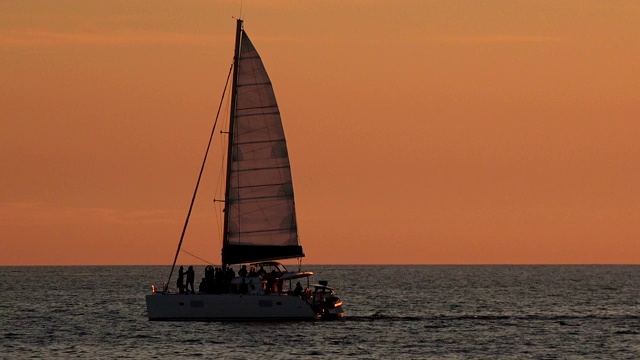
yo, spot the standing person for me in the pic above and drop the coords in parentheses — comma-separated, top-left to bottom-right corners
(257, 266, 266, 277)
(238, 265, 248, 278)
(177, 266, 185, 294)
(185, 266, 195, 294)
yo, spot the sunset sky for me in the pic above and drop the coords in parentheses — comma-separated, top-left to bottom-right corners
(1, 1, 639, 265)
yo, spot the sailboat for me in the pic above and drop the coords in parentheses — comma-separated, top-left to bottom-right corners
(145, 19, 345, 321)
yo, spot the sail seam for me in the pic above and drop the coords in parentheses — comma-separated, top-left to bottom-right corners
(229, 194, 293, 202)
(236, 105, 277, 111)
(232, 182, 291, 189)
(236, 139, 285, 146)
(237, 81, 272, 87)
(240, 55, 262, 60)
(233, 165, 290, 172)
(235, 111, 280, 118)
(230, 228, 297, 235)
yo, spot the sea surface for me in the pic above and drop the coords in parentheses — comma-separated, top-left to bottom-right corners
(0, 265, 638, 359)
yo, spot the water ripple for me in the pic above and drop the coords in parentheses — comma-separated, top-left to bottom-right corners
(1, 265, 639, 359)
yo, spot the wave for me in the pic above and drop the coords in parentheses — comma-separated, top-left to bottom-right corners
(346, 313, 640, 322)
(346, 313, 424, 322)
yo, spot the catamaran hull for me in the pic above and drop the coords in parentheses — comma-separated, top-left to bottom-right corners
(146, 293, 317, 321)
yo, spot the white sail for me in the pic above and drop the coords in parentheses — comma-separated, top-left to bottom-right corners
(223, 32, 303, 264)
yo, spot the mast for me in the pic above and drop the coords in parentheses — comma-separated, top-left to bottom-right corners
(222, 19, 243, 267)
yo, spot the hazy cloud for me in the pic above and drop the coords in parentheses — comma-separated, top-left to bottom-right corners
(0, 202, 178, 226)
(422, 34, 569, 44)
(0, 29, 228, 49)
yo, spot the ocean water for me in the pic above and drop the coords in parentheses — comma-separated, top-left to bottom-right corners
(0, 265, 638, 359)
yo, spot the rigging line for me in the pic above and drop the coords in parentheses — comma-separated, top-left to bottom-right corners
(181, 248, 214, 265)
(164, 62, 234, 292)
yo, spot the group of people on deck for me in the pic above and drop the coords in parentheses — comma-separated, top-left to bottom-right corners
(174, 264, 306, 297)
(199, 265, 237, 294)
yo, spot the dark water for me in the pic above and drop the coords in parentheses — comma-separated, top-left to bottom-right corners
(0, 265, 638, 359)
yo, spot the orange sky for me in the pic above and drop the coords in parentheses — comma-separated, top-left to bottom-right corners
(1, 1, 639, 265)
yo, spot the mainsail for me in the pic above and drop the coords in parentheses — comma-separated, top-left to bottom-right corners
(222, 22, 304, 265)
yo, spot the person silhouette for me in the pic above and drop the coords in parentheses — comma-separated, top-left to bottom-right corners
(238, 265, 248, 277)
(177, 266, 185, 294)
(185, 266, 195, 294)
(257, 266, 266, 277)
